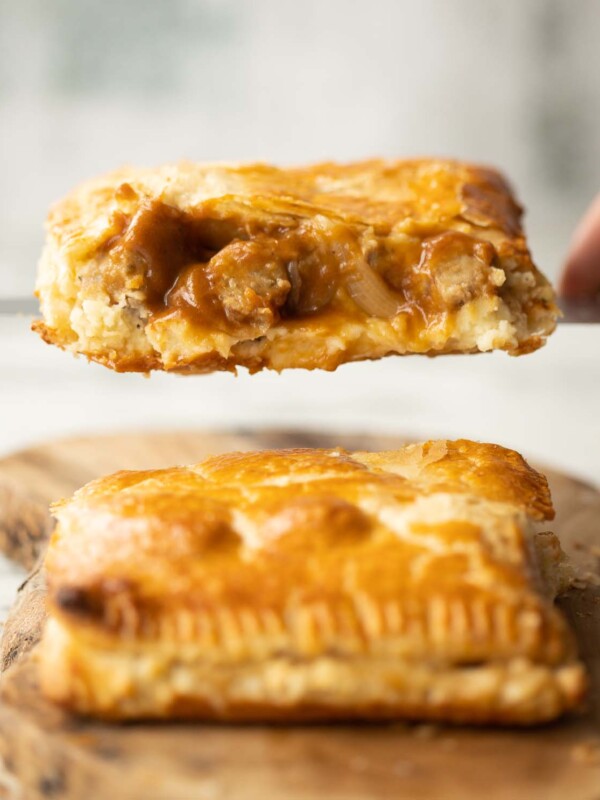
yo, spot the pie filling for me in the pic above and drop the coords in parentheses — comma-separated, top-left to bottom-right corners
(99, 197, 505, 341)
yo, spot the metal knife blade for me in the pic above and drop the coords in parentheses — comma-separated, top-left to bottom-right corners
(0, 298, 39, 316)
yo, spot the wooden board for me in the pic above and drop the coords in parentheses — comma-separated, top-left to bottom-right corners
(0, 430, 599, 800)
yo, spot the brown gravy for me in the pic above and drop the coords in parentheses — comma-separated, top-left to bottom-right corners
(104, 199, 498, 337)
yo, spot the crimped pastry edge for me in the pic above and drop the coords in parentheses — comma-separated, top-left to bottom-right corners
(39, 618, 585, 725)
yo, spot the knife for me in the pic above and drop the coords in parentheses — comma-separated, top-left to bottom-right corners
(0, 298, 40, 316)
(0, 297, 599, 323)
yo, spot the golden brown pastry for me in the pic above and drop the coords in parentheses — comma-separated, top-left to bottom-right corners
(39, 440, 585, 723)
(33, 159, 557, 373)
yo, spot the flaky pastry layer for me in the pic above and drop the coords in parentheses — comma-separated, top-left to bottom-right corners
(41, 620, 582, 724)
(39, 441, 585, 723)
(33, 159, 557, 373)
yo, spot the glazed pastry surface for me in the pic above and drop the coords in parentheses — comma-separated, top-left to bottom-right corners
(39, 440, 585, 723)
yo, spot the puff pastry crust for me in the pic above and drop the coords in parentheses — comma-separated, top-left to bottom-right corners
(39, 440, 585, 724)
(33, 159, 557, 373)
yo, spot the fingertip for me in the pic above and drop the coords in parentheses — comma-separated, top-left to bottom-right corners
(559, 193, 600, 298)
(559, 251, 600, 298)
(558, 267, 594, 299)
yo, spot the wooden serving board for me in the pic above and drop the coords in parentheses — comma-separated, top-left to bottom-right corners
(0, 430, 599, 800)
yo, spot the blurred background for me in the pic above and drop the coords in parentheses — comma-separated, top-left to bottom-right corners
(1, 0, 599, 480)
(2, 0, 600, 293)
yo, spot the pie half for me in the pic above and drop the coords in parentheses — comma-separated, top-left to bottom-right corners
(39, 440, 585, 723)
(33, 159, 557, 373)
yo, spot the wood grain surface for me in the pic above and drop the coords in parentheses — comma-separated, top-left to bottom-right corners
(0, 430, 599, 800)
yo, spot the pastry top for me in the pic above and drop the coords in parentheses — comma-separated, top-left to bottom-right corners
(45, 440, 574, 668)
(44, 158, 525, 246)
(34, 159, 557, 373)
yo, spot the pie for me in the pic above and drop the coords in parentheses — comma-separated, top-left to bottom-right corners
(33, 159, 557, 373)
(39, 440, 585, 723)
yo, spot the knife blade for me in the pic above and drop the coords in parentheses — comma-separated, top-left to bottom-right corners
(1, 297, 599, 322)
(0, 298, 39, 316)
